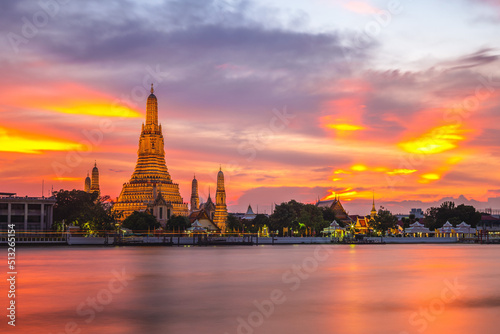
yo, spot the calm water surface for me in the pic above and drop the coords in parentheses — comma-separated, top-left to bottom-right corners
(3, 244, 500, 334)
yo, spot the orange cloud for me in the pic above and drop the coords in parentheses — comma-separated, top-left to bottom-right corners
(387, 169, 418, 175)
(0, 82, 141, 118)
(0, 126, 84, 154)
(351, 164, 368, 172)
(399, 125, 466, 154)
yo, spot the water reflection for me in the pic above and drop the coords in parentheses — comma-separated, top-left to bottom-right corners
(5, 245, 500, 334)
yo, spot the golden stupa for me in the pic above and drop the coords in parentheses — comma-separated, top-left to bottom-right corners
(113, 84, 189, 221)
(213, 167, 228, 231)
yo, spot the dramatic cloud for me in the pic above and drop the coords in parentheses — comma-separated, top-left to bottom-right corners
(0, 0, 499, 214)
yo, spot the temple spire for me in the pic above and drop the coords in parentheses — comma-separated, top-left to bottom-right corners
(370, 190, 377, 218)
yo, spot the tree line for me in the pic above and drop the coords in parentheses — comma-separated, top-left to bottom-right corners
(51, 190, 485, 235)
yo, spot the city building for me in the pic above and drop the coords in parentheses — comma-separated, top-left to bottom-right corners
(113, 84, 189, 221)
(410, 208, 424, 219)
(0, 193, 56, 231)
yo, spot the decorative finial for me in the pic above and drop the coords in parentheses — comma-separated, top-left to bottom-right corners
(94, 160, 97, 167)
(151, 83, 154, 94)
(219, 164, 222, 171)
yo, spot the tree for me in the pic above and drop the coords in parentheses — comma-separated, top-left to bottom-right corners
(243, 214, 269, 233)
(122, 211, 160, 232)
(167, 215, 190, 232)
(269, 201, 300, 235)
(53, 189, 116, 235)
(269, 200, 329, 236)
(299, 204, 329, 236)
(369, 208, 397, 236)
(321, 207, 337, 224)
(425, 201, 481, 229)
(226, 214, 242, 232)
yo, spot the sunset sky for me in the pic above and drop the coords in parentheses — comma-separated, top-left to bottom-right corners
(1, 0, 500, 215)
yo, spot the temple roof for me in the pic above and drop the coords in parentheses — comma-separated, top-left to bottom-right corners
(246, 205, 255, 215)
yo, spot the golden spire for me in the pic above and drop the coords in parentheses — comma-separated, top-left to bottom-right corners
(371, 190, 377, 218)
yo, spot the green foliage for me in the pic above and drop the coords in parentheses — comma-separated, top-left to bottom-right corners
(269, 200, 329, 236)
(53, 189, 116, 234)
(243, 214, 270, 233)
(369, 208, 398, 235)
(167, 214, 190, 232)
(226, 214, 243, 232)
(122, 211, 160, 232)
(320, 207, 337, 224)
(425, 201, 481, 229)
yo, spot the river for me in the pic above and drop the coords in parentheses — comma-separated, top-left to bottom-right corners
(4, 244, 500, 334)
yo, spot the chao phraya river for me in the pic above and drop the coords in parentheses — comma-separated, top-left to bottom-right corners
(6, 244, 500, 334)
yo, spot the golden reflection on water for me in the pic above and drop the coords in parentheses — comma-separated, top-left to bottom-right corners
(3, 245, 500, 334)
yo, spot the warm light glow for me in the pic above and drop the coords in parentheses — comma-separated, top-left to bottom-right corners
(387, 169, 418, 175)
(0, 127, 83, 154)
(49, 103, 142, 118)
(421, 173, 440, 180)
(334, 169, 352, 175)
(351, 164, 368, 172)
(52, 177, 81, 181)
(326, 123, 364, 131)
(399, 125, 465, 154)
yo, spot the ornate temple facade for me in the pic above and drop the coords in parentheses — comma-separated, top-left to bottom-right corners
(90, 162, 100, 195)
(190, 175, 200, 211)
(213, 168, 228, 231)
(113, 84, 189, 221)
(84, 173, 91, 192)
(316, 196, 353, 226)
(189, 168, 228, 231)
(84, 162, 100, 195)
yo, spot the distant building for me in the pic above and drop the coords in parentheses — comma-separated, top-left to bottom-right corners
(349, 215, 370, 234)
(84, 172, 91, 192)
(316, 197, 353, 225)
(370, 193, 377, 219)
(90, 162, 100, 195)
(242, 205, 257, 220)
(0, 193, 56, 231)
(478, 214, 500, 232)
(190, 175, 200, 211)
(410, 208, 424, 219)
(199, 191, 216, 221)
(188, 210, 220, 232)
(84, 162, 100, 195)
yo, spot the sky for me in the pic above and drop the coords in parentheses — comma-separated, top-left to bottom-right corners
(1, 0, 500, 215)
